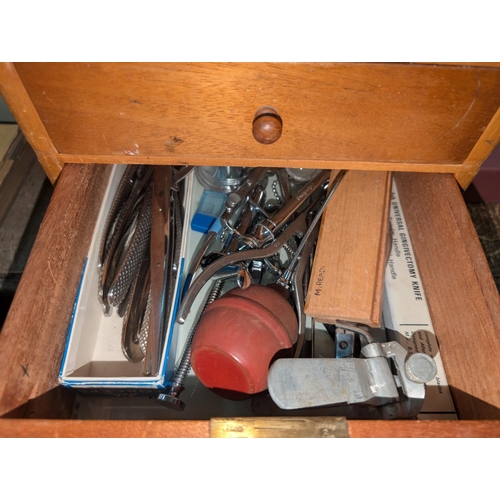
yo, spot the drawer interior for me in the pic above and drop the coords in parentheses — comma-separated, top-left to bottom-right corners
(1, 162, 499, 428)
(65, 165, 454, 421)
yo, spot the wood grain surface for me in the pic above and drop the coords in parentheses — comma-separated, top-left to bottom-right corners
(419, 63, 500, 68)
(456, 106, 500, 188)
(348, 420, 500, 437)
(13, 63, 500, 172)
(58, 154, 464, 174)
(0, 164, 110, 417)
(0, 419, 210, 438)
(305, 170, 392, 326)
(395, 172, 500, 419)
(1, 418, 499, 437)
(467, 204, 500, 293)
(0, 63, 63, 183)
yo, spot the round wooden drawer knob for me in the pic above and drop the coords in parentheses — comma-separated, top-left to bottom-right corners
(252, 106, 283, 145)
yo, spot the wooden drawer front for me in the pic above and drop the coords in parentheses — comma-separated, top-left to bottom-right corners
(14, 63, 500, 171)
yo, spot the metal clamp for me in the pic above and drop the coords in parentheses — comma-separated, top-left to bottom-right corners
(268, 341, 437, 419)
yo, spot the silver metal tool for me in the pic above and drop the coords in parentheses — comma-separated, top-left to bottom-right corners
(98, 164, 139, 272)
(161, 189, 184, 348)
(334, 329, 355, 358)
(195, 166, 251, 194)
(289, 224, 320, 358)
(158, 277, 227, 410)
(277, 168, 292, 204)
(98, 165, 189, 371)
(226, 183, 267, 253)
(143, 167, 174, 376)
(107, 182, 153, 309)
(177, 192, 318, 324)
(236, 264, 253, 289)
(218, 168, 270, 247)
(178, 169, 342, 324)
(223, 167, 269, 214)
(121, 250, 151, 362)
(268, 340, 437, 419)
(173, 165, 195, 187)
(98, 166, 153, 314)
(138, 289, 152, 357)
(182, 231, 216, 296)
(276, 170, 346, 288)
(251, 169, 331, 247)
(144, 169, 184, 376)
(182, 181, 251, 295)
(335, 322, 374, 345)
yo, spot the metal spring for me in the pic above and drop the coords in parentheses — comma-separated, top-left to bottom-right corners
(170, 279, 226, 388)
(283, 242, 295, 261)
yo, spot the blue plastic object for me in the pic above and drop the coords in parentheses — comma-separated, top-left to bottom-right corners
(191, 190, 227, 233)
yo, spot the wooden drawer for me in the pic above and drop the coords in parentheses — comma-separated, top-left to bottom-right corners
(2, 63, 500, 187)
(0, 65, 500, 437)
(0, 163, 499, 437)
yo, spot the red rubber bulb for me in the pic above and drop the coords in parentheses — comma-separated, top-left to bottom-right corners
(191, 285, 298, 395)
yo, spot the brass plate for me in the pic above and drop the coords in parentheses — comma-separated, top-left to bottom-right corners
(210, 417, 349, 438)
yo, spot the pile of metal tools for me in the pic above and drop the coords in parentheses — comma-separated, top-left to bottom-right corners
(159, 167, 346, 407)
(97, 164, 192, 376)
(178, 168, 346, 342)
(160, 166, 438, 418)
(95, 164, 437, 419)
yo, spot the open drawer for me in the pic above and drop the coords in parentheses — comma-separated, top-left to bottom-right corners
(1, 62, 500, 437)
(0, 163, 499, 437)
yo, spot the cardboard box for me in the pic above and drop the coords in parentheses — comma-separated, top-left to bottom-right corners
(59, 165, 193, 389)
